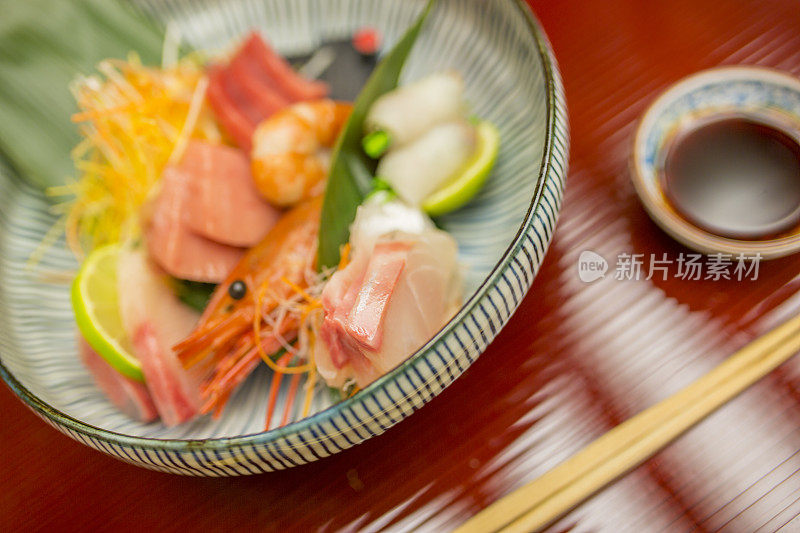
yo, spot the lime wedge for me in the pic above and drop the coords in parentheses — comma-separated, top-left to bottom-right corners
(71, 244, 143, 382)
(422, 120, 500, 217)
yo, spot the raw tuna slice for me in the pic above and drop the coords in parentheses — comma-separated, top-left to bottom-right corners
(314, 197, 461, 388)
(77, 335, 158, 423)
(146, 160, 244, 283)
(206, 32, 329, 150)
(228, 50, 289, 118)
(207, 66, 258, 151)
(117, 248, 206, 426)
(183, 140, 281, 247)
(239, 32, 329, 102)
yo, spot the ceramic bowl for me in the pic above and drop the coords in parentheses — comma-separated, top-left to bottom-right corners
(0, 0, 568, 475)
(632, 66, 800, 259)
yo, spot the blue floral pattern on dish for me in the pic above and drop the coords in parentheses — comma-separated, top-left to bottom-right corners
(642, 77, 800, 172)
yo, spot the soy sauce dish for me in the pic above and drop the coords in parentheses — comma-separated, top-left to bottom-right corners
(632, 66, 800, 258)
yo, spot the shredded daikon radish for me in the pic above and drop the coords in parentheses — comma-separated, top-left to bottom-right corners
(60, 53, 220, 257)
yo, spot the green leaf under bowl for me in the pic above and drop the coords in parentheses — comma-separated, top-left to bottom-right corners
(316, 0, 437, 270)
(172, 279, 217, 313)
(0, 0, 165, 192)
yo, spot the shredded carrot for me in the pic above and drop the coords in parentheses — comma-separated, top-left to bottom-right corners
(249, 266, 335, 427)
(253, 283, 312, 374)
(338, 243, 351, 270)
(280, 276, 320, 307)
(55, 53, 220, 256)
(301, 368, 317, 417)
(265, 352, 292, 430)
(281, 374, 302, 427)
(70, 103, 136, 123)
(301, 326, 318, 417)
(300, 302, 322, 320)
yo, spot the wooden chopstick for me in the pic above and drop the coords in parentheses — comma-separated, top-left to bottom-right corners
(457, 312, 800, 533)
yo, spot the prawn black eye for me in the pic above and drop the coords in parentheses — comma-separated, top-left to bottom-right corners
(228, 280, 247, 300)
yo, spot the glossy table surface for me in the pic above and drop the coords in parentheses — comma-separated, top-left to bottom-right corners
(3, 1, 800, 531)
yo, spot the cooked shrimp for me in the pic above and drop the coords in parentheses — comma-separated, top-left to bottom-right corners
(173, 196, 322, 415)
(251, 99, 352, 207)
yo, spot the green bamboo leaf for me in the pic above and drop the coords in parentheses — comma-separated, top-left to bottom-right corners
(172, 279, 217, 313)
(317, 0, 437, 270)
(0, 0, 165, 192)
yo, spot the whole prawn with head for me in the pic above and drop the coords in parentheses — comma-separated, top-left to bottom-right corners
(174, 99, 351, 416)
(175, 196, 323, 416)
(251, 99, 352, 207)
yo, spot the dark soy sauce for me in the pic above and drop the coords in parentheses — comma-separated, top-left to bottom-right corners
(661, 116, 800, 240)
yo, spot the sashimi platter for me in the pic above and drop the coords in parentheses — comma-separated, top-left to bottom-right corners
(0, 0, 566, 474)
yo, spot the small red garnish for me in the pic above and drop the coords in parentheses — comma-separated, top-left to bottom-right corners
(352, 27, 381, 55)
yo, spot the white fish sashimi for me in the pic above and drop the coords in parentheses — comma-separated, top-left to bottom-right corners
(314, 198, 461, 388)
(348, 191, 433, 251)
(376, 119, 477, 205)
(117, 247, 205, 426)
(365, 71, 465, 147)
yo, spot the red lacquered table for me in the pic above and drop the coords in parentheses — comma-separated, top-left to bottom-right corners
(4, 1, 800, 531)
